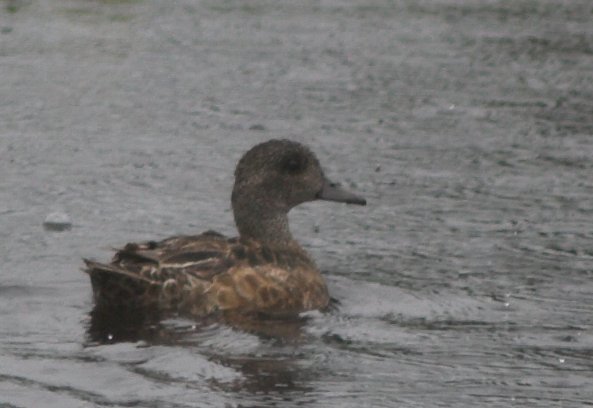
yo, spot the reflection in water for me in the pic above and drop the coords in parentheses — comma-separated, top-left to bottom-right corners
(210, 355, 315, 396)
(86, 305, 166, 345)
(86, 306, 310, 345)
(86, 305, 317, 400)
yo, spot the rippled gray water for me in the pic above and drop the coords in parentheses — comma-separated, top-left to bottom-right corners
(1, 0, 593, 407)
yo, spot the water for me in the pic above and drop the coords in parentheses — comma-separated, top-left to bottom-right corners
(1, 0, 593, 406)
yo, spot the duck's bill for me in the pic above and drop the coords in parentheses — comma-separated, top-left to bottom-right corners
(317, 180, 367, 205)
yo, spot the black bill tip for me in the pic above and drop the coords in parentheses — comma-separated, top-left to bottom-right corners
(316, 180, 366, 206)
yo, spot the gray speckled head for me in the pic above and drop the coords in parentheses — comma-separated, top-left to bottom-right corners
(232, 139, 365, 245)
(234, 139, 324, 210)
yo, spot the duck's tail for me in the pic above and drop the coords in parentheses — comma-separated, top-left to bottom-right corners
(83, 259, 161, 309)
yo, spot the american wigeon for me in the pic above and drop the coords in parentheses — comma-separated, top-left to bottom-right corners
(84, 139, 366, 318)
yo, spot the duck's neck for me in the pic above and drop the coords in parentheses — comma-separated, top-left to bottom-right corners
(232, 195, 296, 247)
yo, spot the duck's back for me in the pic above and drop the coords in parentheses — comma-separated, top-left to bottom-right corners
(84, 231, 329, 318)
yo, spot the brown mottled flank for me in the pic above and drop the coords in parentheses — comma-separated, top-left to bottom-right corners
(83, 139, 366, 319)
(84, 234, 328, 318)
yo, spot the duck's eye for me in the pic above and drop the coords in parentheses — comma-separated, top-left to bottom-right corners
(281, 153, 307, 174)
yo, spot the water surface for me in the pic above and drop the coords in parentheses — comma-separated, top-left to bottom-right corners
(1, 0, 593, 407)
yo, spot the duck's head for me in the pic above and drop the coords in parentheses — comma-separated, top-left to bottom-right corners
(232, 139, 366, 211)
(231, 139, 365, 243)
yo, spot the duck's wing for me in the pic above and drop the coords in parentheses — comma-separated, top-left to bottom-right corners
(83, 231, 232, 310)
(84, 232, 329, 317)
(115, 230, 232, 279)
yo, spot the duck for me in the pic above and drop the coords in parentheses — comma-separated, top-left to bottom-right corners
(84, 139, 366, 319)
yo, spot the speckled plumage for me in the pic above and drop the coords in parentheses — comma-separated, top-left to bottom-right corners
(84, 139, 366, 319)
